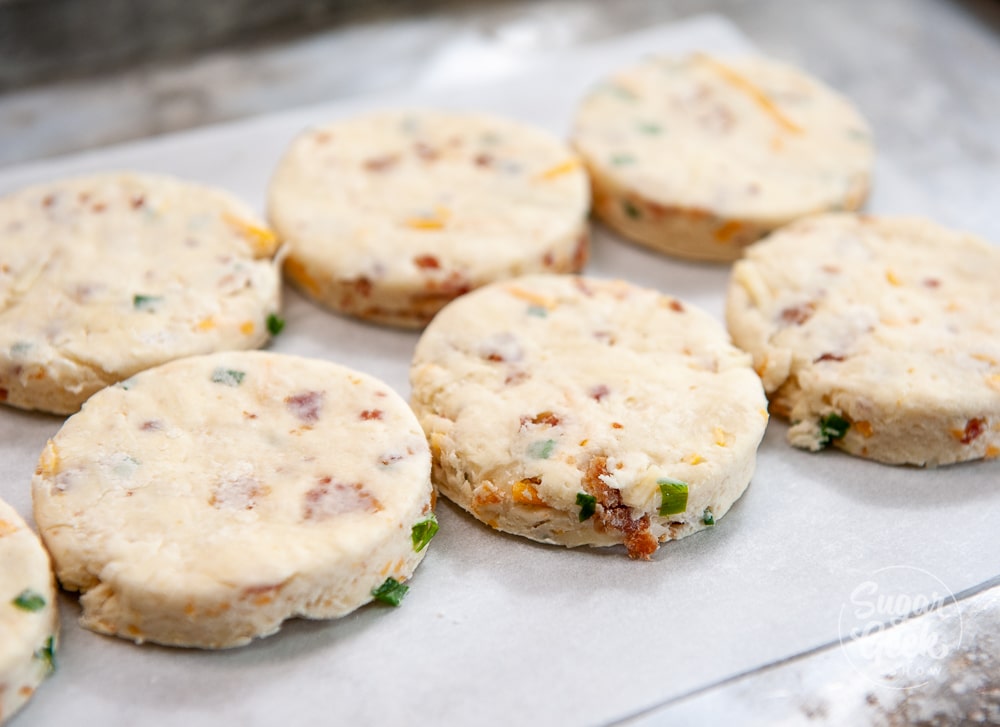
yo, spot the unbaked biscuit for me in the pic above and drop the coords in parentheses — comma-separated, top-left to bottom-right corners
(269, 109, 591, 328)
(410, 274, 768, 559)
(32, 351, 434, 648)
(571, 53, 873, 262)
(0, 498, 58, 723)
(0, 172, 283, 415)
(726, 213, 1000, 466)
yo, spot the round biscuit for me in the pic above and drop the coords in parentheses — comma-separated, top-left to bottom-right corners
(410, 274, 768, 559)
(0, 498, 58, 723)
(0, 172, 283, 415)
(269, 109, 591, 328)
(31, 351, 434, 648)
(726, 213, 1000, 466)
(571, 54, 873, 262)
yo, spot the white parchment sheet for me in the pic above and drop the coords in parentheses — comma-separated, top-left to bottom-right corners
(1, 14, 997, 727)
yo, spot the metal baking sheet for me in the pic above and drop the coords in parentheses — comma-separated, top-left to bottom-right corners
(2, 14, 997, 726)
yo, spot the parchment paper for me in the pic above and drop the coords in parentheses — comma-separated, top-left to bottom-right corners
(2, 14, 997, 727)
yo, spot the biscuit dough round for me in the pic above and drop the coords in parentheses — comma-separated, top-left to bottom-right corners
(571, 53, 873, 262)
(0, 172, 283, 415)
(269, 109, 591, 328)
(726, 214, 1000, 466)
(32, 351, 434, 649)
(410, 274, 768, 559)
(0, 498, 59, 723)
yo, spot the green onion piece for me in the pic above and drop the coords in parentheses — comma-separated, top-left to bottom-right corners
(702, 507, 715, 526)
(527, 305, 548, 318)
(35, 636, 56, 673)
(12, 589, 46, 612)
(818, 413, 850, 446)
(637, 122, 663, 135)
(266, 313, 285, 336)
(211, 368, 245, 387)
(611, 153, 636, 166)
(576, 492, 597, 521)
(528, 439, 556, 459)
(623, 200, 641, 219)
(410, 514, 439, 553)
(133, 294, 162, 311)
(658, 478, 689, 516)
(371, 577, 409, 607)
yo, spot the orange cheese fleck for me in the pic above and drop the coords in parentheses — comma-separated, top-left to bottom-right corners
(536, 158, 581, 181)
(195, 316, 216, 332)
(512, 479, 546, 506)
(222, 212, 278, 256)
(713, 220, 744, 244)
(284, 257, 321, 297)
(854, 420, 874, 438)
(240, 320, 255, 335)
(886, 270, 902, 286)
(506, 286, 557, 309)
(37, 440, 59, 477)
(695, 54, 803, 134)
(685, 453, 705, 465)
(986, 445, 1000, 459)
(988, 375, 1000, 393)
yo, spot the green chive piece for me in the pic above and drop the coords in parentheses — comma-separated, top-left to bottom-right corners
(576, 492, 597, 522)
(35, 636, 56, 673)
(637, 122, 663, 135)
(133, 294, 162, 312)
(623, 200, 641, 219)
(410, 514, 439, 553)
(211, 368, 245, 387)
(527, 305, 548, 318)
(818, 413, 850, 446)
(12, 589, 46, 612)
(611, 153, 636, 166)
(658, 478, 689, 516)
(702, 507, 715, 526)
(372, 577, 409, 607)
(266, 313, 285, 336)
(9, 341, 32, 357)
(528, 439, 556, 459)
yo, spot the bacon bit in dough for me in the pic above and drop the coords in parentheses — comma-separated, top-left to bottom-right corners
(139, 420, 163, 431)
(364, 154, 400, 172)
(505, 370, 529, 385)
(211, 474, 269, 510)
(414, 142, 439, 161)
(814, 352, 845, 363)
(583, 456, 657, 560)
(285, 390, 325, 424)
(822, 264, 841, 274)
(303, 478, 382, 520)
(535, 158, 581, 181)
(923, 278, 941, 288)
(0, 387, 6, 401)
(474, 153, 493, 167)
(694, 54, 803, 134)
(512, 478, 546, 506)
(131, 194, 145, 209)
(221, 212, 278, 255)
(954, 418, 986, 445)
(414, 255, 441, 270)
(854, 420, 874, 438)
(360, 409, 383, 421)
(668, 299, 685, 313)
(572, 233, 589, 270)
(590, 384, 610, 402)
(779, 302, 815, 326)
(611, 422, 624, 430)
(42, 194, 55, 208)
(521, 411, 560, 428)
